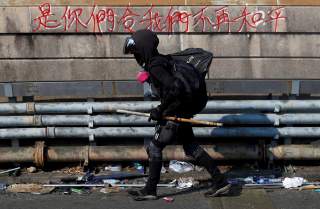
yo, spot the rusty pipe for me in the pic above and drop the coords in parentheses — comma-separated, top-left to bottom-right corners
(0, 147, 34, 162)
(1, 127, 320, 139)
(0, 144, 261, 164)
(269, 145, 320, 160)
(1, 145, 320, 165)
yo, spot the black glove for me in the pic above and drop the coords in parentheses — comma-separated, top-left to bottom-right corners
(148, 106, 163, 122)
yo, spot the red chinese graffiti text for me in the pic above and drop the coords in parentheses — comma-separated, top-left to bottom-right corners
(32, 3, 287, 33)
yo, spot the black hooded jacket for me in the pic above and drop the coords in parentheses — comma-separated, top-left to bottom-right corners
(132, 30, 190, 117)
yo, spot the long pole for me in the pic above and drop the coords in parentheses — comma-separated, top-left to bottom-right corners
(116, 109, 223, 126)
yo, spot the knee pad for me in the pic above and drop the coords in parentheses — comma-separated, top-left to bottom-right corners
(153, 121, 179, 148)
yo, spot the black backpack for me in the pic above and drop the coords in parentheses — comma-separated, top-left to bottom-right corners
(170, 48, 213, 78)
(168, 48, 213, 114)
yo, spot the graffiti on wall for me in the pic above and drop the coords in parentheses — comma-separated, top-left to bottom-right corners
(32, 3, 286, 33)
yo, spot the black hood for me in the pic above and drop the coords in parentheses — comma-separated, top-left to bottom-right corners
(131, 29, 159, 69)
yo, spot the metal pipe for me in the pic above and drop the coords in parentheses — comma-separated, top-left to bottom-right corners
(0, 147, 34, 162)
(269, 145, 320, 160)
(1, 113, 320, 127)
(1, 145, 320, 164)
(1, 100, 320, 114)
(0, 127, 320, 139)
(0, 144, 261, 163)
(35, 102, 157, 114)
(196, 114, 320, 125)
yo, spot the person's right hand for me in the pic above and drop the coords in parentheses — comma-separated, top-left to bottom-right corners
(148, 107, 163, 122)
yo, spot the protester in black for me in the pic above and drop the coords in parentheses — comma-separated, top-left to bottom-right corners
(123, 29, 231, 201)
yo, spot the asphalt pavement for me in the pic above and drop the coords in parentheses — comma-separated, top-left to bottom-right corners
(1, 188, 320, 209)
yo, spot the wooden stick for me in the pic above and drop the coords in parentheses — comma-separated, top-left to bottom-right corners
(299, 185, 320, 190)
(116, 109, 223, 127)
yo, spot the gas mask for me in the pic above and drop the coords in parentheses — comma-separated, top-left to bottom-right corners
(136, 70, 149, 84)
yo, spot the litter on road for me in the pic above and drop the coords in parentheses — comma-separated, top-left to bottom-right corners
(0, 167, 21, 175)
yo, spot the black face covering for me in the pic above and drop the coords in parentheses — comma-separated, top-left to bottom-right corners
(134, 53, 145, 67)
(131, 29, 159, 70)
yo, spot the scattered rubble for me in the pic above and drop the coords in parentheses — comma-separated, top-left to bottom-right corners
(0, 167, 21, 175)
(105, 165, 122, 172)
(27, 166, 37, 173)
(1, 164, 320, 198)
(163, 197, 174, 203)
(7, 184, 55, 194)
(176, 177, 198, 190)
(169, 160, 194, 173)
(283, 177, 306, 189)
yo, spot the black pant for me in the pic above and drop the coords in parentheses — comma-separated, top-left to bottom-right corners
(143, 121, 221, 194)
(146, 121, 209, 161)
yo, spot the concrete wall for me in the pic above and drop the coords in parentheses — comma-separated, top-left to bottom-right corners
(0, 0, 319, 98)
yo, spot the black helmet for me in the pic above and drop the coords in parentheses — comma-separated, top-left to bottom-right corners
(124, 30, 159, 69)
(123, 37, 136, 54)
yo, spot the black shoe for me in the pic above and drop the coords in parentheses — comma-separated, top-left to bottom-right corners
(128, 188, 158, 201)
(204, 182, 231, 197)
(127, 160, 162, 201)
(204, 176, 231, 197)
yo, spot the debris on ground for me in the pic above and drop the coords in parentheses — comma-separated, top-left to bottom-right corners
(2, 164, 320, 198)
(169, 160, 194, 173)
(83, 172, 147, 184)
(0, 167, 21, 175)
(229, 175, 283, 185)
(282, 177, 306, 189)
(63, 188, 71, 195)
(298, 185, 320, 190)
(7, 184, 55, 194)
(163, 197, 174, 203)
(161, 166, 167, 174)
(0, 182, 7, 191)
(70, 188, 91, 195)
(176, 177, 198, 189)
(27, 166, 37, 173)
(62, 166, 84, 175)
(103, 179, 121, 185)
(105, 165, 122, 172)
(195, 166, 204, 172)
(133, 163, 144, 174)
(100, 186, 122, 194)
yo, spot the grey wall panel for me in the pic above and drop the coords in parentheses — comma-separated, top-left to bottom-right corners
(0, 34, 181, 58)
(0, 59, 138, 81)
(2, 34, 320, 58)
(0, 58, 319, 82)
(11, 81, 143, 97)
(285, 7, 320, 33)
(0, 7, 31, 33)
(209, 58, 320, 79)
(181, 34, 320, 58)
(0, 80, 317, 97)
(206, 80, 291, 94)
(301, 80, 320, 94)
